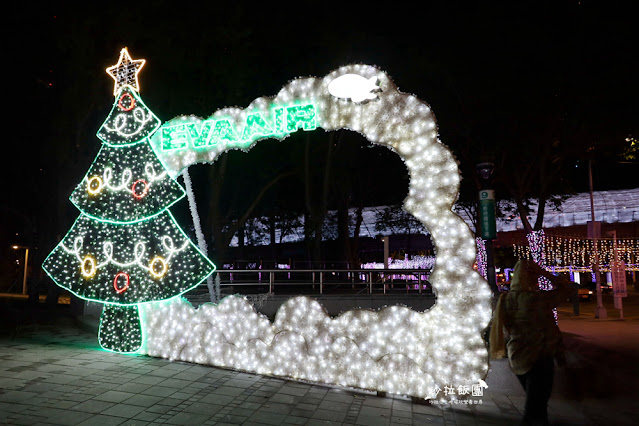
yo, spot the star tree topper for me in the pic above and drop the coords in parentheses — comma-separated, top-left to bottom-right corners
(106, 47, 146, 96)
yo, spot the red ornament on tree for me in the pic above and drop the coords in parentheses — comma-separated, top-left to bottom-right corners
(131, 179, 149, 199)
(113, 272, 130, 294)
(118, 92, 136, 111)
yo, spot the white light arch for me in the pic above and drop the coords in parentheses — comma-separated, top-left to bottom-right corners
(142, 64, 492, 400)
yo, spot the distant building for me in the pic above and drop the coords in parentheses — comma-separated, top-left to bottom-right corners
(223, 188, 639, 271)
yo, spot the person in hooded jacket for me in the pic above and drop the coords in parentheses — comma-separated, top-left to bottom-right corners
(490, 259, 574, 426)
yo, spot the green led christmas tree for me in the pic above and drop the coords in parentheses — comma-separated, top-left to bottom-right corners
(43, 48, 215, 353)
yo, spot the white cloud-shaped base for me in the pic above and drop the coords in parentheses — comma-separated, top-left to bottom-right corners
(140, 294, 487, 399)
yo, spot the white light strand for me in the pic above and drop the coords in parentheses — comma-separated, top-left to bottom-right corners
(60, 234, 187, 273)
(91, 162, 167, 193)
(102, 168, 133, 192)
(102, 108, 155, 138)
(182, 168, 217, 303)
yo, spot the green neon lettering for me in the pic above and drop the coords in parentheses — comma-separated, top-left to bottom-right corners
(210, 119, 239, 145)
(192, 121, 214, 148)
(162, 125, 188, 150)
(273, 107, 285, 134)
(286, 104, 316, 132)
(160, 103, 317, 151)
(241, 112, 274, 141)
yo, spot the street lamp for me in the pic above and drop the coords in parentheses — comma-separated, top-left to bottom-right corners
(12, 245, 30, 295)
(476, 162, 498, 296)
(476, 162, 495, 182)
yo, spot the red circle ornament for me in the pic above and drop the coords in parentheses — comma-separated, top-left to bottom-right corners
(131, 179, 149, 199)
(117, 92, 136, 111)
(113, 272, 130, 294)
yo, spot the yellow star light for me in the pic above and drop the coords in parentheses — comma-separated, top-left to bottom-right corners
(106, 48, 146, 96)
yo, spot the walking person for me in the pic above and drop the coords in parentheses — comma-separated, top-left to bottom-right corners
(490, 259, 573, 425)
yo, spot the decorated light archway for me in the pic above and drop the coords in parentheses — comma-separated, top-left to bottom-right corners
(145, 61, 493, 399)
(45, 48, 492, 400)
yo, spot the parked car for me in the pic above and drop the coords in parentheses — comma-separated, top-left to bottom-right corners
(577, 285, 593, 301)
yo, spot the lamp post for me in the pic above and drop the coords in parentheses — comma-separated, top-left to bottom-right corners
(12, 245, 30, 295)
(476, 162, 498, 296)
(381, 236, 390, 289)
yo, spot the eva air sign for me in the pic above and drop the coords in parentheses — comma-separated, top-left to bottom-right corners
(160, 104, 316, 152)
(479, 190, 496, 240)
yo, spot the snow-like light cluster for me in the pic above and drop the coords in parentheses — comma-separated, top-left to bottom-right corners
(144, 64, 492, 399)
(140, 295, 487, 399)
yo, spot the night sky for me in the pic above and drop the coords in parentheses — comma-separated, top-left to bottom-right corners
(2, 2, 637, 271)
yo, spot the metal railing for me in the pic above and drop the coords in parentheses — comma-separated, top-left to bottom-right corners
(211, 268, 433, 295)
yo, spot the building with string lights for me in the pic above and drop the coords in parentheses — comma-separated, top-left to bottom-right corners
(226, 188, 639, 283)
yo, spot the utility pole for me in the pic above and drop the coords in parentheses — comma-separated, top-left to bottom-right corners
(588, 159, 607, 319)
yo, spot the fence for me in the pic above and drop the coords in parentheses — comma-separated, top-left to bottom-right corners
(210, 268, 433, 295)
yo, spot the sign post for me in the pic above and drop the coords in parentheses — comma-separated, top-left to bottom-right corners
(612, 261, 626, 316)
(612, 261, 627, 298)
(477, 174, 498, 296)
(479, 190, 496, 240)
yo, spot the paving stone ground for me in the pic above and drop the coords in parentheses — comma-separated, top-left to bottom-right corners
(0, 300, 636, 425)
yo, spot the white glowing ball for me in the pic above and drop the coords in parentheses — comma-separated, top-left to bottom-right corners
(327, 74, 380, 103)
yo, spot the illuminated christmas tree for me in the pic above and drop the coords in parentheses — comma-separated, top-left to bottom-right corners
(43, 48, 215, 353)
